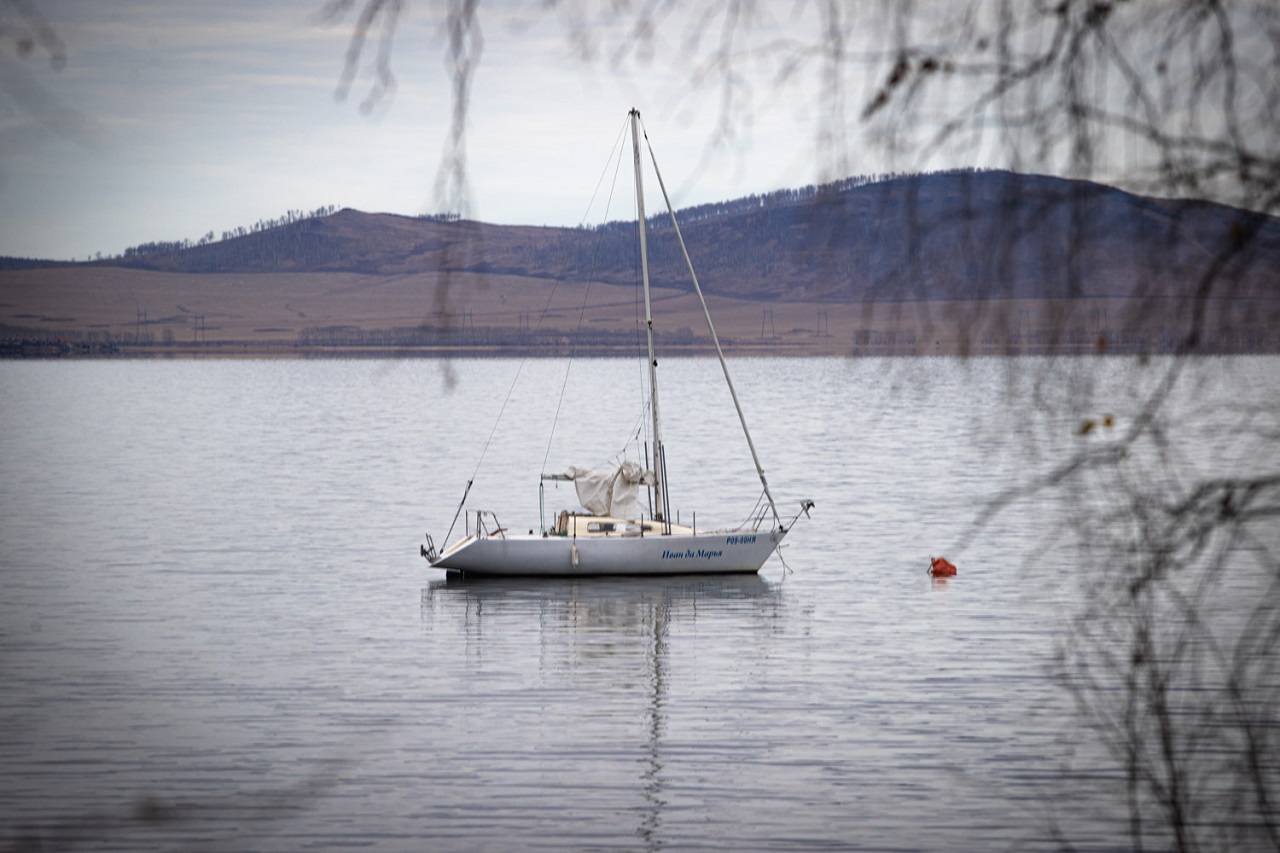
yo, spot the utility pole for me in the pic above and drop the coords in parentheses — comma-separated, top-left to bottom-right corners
(761, 307, 775, 338)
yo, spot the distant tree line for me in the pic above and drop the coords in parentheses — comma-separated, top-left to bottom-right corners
(117, 205, 340, 258)
(218, 205, 340, 241)
(591, 167, 997, 234)
(122, 238, 201, 258)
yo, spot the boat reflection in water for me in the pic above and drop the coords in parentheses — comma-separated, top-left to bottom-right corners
(419, 574, 790, 848)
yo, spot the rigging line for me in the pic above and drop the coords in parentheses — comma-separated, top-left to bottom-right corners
(456, 126, 630, 510)
(639, 117, 783, 529)
(740, 491, 767, 531)
(527, 118, 630, 344)
(541, 116, 632, 475)
(464, 358, 530, 485)
(444, 121, 633, 544)
(607, 402, 652, 470)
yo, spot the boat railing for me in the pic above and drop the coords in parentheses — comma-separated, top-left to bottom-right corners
(420, 533, 439, 563)
(469, 509, 507, 539)
(747, 502, 773, 532)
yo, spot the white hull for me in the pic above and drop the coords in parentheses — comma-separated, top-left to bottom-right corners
(433, 529, 786, 577)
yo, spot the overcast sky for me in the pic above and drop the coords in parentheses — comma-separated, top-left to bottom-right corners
(1, 0, 885, 261)
(5, 1, 1264, 262)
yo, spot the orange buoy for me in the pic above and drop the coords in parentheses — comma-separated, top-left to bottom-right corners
(929, 556, 957, 577)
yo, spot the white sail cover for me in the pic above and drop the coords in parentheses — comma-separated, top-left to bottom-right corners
(563, 461, 654, 519)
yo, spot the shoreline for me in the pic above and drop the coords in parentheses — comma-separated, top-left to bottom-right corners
(4, 338, 1275, 359)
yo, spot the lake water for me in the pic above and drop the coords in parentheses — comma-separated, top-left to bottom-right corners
(1, 356, 1275, 851)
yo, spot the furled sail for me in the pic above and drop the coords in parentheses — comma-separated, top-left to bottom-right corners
(561, 461, 654, 519)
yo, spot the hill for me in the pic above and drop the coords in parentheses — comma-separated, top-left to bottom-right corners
(2, 170, 1278, 355)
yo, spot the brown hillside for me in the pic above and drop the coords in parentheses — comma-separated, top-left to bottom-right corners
(2, 171, 1277, 355)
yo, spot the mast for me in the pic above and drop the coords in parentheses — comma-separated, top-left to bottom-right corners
(631, 108, 665, 523)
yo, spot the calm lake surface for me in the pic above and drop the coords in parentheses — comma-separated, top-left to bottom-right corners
(1, 356, 1274, 851)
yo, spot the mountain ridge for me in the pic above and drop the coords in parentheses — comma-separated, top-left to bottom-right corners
(3, 170, 1277, 356)
(9, 169, 1276, 305)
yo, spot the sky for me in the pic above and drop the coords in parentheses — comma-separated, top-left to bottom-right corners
(1, 0, 873, 261)
(2, 1, 1267, 262)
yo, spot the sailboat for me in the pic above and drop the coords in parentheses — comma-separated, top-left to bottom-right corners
(421, 109, 812, 577)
